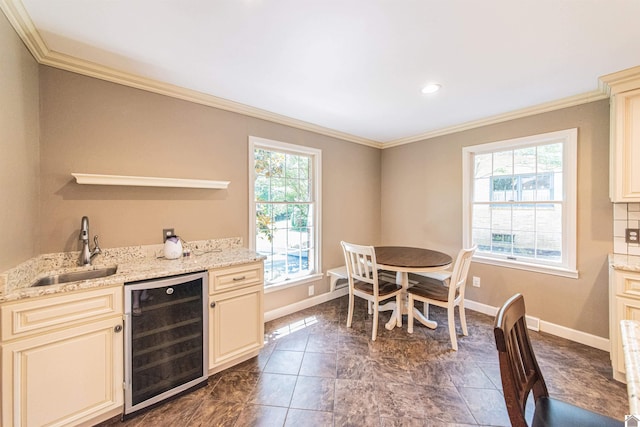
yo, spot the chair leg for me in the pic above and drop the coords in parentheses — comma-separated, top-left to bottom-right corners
(396, 293, 403, 328)
(347, 292, 354, 328)
(368, 301, 373, 314)
(371, 302, 378, 341)
(423, 302, 429, 318)
(448, 305, 457, 351)
(459, 302, 468, 336)
(407, 295, 414, 333)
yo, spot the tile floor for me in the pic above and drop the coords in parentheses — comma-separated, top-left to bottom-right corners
(99, 295, 628, 426)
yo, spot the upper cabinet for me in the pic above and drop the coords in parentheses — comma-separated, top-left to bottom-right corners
(601, 66, 640, 202)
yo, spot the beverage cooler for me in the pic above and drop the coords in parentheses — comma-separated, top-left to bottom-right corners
(123, 271, 208, 417)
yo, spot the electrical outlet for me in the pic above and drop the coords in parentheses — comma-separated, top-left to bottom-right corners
(308, 285, 314, 296)
(626, 228, 640, 244)
(472, 276, 481, 287)
(162, 228, 175, 242)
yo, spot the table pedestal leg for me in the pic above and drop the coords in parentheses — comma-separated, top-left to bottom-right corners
(411, 307, 438, 329)
(385, 271, 408, 330)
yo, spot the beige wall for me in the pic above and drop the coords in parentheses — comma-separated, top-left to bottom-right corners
(381, 100, 613, 338)
(0, 12, 40, 271)
(38, 67, 381, 311)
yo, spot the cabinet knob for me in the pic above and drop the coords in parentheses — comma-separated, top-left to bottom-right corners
(114, 325, 123, 333)
(210, 301, 216, 308)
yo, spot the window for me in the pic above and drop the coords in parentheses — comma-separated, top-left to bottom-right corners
(462, 128, 577, 278)
(249, 136, 322, 289)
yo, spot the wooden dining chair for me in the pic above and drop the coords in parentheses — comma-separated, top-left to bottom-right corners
(494, 293, 623, 427)
(341, 241, 402, 341)
(406, 245, 476, 350)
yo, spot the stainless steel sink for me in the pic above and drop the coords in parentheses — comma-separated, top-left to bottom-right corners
(31, 266, 118, 287)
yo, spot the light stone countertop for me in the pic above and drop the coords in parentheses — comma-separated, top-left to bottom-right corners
(0, 238, 265, 303)
(621, 320, 640, 415)
(610, 254, 640, 272)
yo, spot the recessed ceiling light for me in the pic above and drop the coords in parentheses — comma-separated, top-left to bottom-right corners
(421, 83, 441, 94)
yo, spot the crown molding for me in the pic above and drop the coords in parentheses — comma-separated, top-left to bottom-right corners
(0, 0, 612, 151)
(599, 65, 640, 95)
(0, 0, 381, 149)
(382, 89, 609, 148)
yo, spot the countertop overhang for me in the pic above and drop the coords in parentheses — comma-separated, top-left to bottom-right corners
(610, 254, 640, 272)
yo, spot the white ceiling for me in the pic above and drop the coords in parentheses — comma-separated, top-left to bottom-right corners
(8, 0, 640, 146)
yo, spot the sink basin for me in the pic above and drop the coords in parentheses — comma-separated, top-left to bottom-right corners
(31, 266, 118, 287)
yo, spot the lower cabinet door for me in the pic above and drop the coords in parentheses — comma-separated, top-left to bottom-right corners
(209, 284, 264, 370)
(2, 317, 124, 427)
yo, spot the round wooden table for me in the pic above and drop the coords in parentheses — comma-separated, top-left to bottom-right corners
(374, 246, 453, 330)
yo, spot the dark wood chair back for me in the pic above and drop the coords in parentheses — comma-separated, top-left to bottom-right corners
(493, 293, 548, 427)
(494, 293, 623, 427)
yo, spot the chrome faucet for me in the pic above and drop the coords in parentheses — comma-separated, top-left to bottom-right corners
(79, 216, 101, 266)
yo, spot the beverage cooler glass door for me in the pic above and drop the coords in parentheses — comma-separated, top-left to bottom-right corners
(124, 271, 208, 416)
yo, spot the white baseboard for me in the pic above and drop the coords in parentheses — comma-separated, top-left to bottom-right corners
(265, 293, 610, 352)
(464, 299, 610, 352)
(264, 287, 348, 323)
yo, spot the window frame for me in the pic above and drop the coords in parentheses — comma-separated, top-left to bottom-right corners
(248, 136, 323, 291)
(462, 128, 578, 278)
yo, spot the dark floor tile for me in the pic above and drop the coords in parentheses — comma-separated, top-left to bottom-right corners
(263, 350, 304, 375)
(299, 351, 337, 378)
(444, 361, 495, 389)
(419, 385, 477, 424)
(209, 370, 260, 402)
(249, 373, 297, 407)
(306, 332, 339, 353)
(334, 413, 381, 427)
(457, 386, 510, 426)
(408, 360, 455, 387)
(290, 376, 335, 411)
(375, 380, 426, 419)
(274, 332, 310, 351)
(233, 404, 287, 427)
(186, 397, 243, 426)
(334, 379, 379, 417)
(284, 408, 334, 426)
(337, 352, 374, 380)
(380, 417, 428, 426)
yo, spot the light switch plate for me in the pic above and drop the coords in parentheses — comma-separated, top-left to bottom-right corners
(626, 228, 640, 244)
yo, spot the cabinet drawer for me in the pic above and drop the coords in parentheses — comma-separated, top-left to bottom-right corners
(615, 270, 640, 299)
(209, 262, 263, 294)
(1, 285, 123, 341)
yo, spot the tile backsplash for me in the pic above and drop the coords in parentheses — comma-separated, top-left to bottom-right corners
(614, 203, 640, 255)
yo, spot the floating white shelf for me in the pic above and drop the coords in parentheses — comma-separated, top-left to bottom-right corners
(71, 173, 230, 189)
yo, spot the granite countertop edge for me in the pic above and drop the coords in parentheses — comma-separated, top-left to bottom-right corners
(609, 254, 640, 272)
(0, 238, 265, 303)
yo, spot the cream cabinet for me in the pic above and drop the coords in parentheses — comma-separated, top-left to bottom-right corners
(208, 262, 264, 373)
(601, 66, 640, 202)
(0, 285, 124, 427)
(609, 267, 640, 382)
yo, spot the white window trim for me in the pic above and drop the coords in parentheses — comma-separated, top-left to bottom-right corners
(462, 128, 578, 279)
(248, 136, 322, 289)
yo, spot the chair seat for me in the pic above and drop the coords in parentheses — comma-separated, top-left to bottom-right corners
(407, 277, 458, 302)
(532, 396, 622, 427)
(353, 278, 401, 296)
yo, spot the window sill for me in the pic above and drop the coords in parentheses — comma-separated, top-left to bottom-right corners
(264, 273, 325, 294)
(472, 255, 579, 279)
